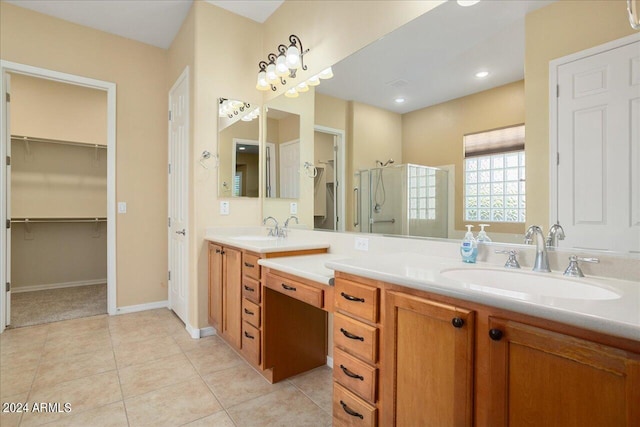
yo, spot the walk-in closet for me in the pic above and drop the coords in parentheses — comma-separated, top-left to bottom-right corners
(8, 73, 107, 327)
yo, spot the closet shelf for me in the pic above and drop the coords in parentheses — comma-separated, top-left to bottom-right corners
(11, 135, 107, 149)
(11, 217, 107, 224)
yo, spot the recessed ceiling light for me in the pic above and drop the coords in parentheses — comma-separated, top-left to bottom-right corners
(239, 146, 246, 151)
(475, 71, 489, 78)
(457, 0, 481, 6)
(394, 97, 406, 104)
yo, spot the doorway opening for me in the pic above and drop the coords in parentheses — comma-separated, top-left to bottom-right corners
(313, 125, 346, 231)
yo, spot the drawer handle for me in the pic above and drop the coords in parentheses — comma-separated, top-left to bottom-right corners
(244, 308, 254, 316)
(244, 331, 255, 340)
(215, 249, 221, 254)
(243, 285, 255, 292)
(340, 400, 364, 419)
(244, 262, 255, 268)
(340, 292, 365, 303)
(281, 283, 297, 292)
(340, 328, 364, 341)
(339, 364, 364, 381)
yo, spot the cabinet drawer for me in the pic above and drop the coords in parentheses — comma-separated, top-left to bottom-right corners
(242, 253, 261, 280)
(242, 277, 261, 304)
(242, 298, 261, 328)
(334, 313, 378, 364)
(265, 273, 323, 309)
(335, 279, 379, 323)
(333, 382, 377, 427)
(241, 321, 261, 365)
(333, 348, 377, 404)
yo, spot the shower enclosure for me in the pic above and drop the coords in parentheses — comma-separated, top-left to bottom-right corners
(355, 164, 448, 238)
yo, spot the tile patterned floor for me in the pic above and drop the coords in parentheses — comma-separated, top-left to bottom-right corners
(0, 309, 333, 426)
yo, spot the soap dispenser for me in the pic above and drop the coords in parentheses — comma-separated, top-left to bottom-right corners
(477, 224, 492, 243)
(460, 225, 478, 263)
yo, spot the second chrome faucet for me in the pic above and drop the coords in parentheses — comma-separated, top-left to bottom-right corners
(524, 225, 551, 272)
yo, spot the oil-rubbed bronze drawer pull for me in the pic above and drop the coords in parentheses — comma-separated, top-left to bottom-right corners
(340, 400, 364, 419)
(243, 285, 255, 292)
(244, 308, 254, 316)
(244, 262, 255, 268)
(244, 331, 255, 340)
(339, 364, 364, 381)
(340, 328, 364, 341)
(340, 292, 365, 303)
(281, 283, 297, 291)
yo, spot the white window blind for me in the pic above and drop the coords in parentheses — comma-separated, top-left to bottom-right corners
(464, 124, 525, 157)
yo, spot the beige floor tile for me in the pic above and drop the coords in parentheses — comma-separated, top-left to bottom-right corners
(185, 342, 243, 376)
(173, 333, 224, 353)
(20, 371, 122, 426)
(0, 325, 48, 357)
(46, 315, 109, 339)
(114, 335, 182, 369)
(1, 392, 28, 427)
(289, 365, 333, 413)
(125, 377, 222, 427)
(110, 321, 170, 347)
(32, 349, 116, 389)
(0, 347, 42, 371)
(118, 353, 198, 398)
(43, 401, 128, 427)
(181, 410, 236, 427)
(42, 329, 112, 359)
(0, 365, 37, 398)
(203, 363, 285, 408)
(227, 384, 331, 427)
(108, 311, 161, 329)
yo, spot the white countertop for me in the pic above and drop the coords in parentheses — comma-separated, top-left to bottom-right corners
(205, 232, 330, 254)
(326, 253, 640, 342)
(258, 253, 345, 286)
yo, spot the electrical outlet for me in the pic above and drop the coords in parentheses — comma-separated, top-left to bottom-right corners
(118, 202, 127, 213)
(220, 201, 230, 215)
(290, 202, 298, 214)
(355, 237, 369, 251)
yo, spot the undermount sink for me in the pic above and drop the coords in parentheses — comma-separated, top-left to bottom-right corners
(230, 235, 278, 242)
(440, 268, 621, 301)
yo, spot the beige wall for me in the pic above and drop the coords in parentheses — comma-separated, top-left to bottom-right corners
(402, 80, 525, 234)
(1, 2, 169, 307)
(525, 0, 635, 230)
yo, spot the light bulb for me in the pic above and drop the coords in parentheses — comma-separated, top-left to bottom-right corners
(276, 54, 289, 77)
(307, 75, 320, 86)
(256, 71, 269, 91)
(296, 82, 309, 93)
(319, 67, 333, 79)
(286, 44, 300, 69)
(475, 71, 489, 78)
(457, 0, 480, 6)
(285, 87, 299, 98)
(266, 63, 277, 83)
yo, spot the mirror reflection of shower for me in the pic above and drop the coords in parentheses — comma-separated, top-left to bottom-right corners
(373, 159, 394, 213)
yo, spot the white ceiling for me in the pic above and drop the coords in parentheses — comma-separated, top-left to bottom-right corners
(5, 0, 284, 49)
(316, 0, 556, 114)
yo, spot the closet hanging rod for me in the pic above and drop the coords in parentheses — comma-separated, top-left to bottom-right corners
(11, 135, 107, 149)
(11, 217, 107, 224)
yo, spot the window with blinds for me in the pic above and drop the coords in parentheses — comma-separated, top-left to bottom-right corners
(464, 124, 525, 223)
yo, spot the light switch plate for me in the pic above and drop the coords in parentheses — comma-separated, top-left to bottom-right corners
(355, 237, 369, 251)
(220, 201, 230, 215)
(290, 202, 298, 214)
(118, 202, 127, 214)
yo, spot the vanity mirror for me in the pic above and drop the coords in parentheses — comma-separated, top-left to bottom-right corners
(261, 0, 639, 254)
(218, 98, 260, 198)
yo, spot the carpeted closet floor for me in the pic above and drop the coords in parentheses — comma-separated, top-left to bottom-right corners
(8, 284, 107, 328)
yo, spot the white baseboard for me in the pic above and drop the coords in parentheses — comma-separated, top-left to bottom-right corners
(185, 323, 200, 339)
(200, 326, 216, 337)
(326, 356, 333, 368)
(115, 300, 168, 315)
(12, 278, 107, 294)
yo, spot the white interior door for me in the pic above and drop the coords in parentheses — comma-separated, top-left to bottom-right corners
(279, 139, 300, 198)
(556, 40, 640, 253)
(168, 68, 189, 324)
(3, 72, 11, 327)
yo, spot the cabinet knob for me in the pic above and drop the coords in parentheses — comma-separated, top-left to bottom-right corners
(215, 249, 221, 254)
(451, 317, 464, 328)
(489, 328, 503, 341)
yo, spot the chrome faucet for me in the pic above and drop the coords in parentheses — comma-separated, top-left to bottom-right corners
(546, 223, 566, 248)
(263, 216, 280, 237)
(280, 215, 299, 238)
(524, 225, 551, 272)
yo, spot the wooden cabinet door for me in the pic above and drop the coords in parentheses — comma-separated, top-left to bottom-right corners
(208, 244, 223, 329)
(383, 291, 474, 426)
(222, 247, 242, 349)
(487, 318, 640, 427)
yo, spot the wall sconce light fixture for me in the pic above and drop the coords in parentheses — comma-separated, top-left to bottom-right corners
(257, 34, 309, 91)
(629, 0, 640, 29)
(219, 98, 251, 118)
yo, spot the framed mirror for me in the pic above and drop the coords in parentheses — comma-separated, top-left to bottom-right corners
(217, 98, 260, 198)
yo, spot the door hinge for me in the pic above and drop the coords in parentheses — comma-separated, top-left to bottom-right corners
(5, 282, 10, 292)
(168, 271, 171, 281)
(6, 156, 10, 166)
(168, 217, 171, 227)
(5, 93, 10, 103)
(6, 219, 10, 229)
(168, 163, 171, 174)
(556, 85, 559, 98)
(169, 110, 172, 121)
(557, 152, 560, 165)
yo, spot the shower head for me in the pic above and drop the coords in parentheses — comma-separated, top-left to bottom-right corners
(376, 159, 395, 167)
